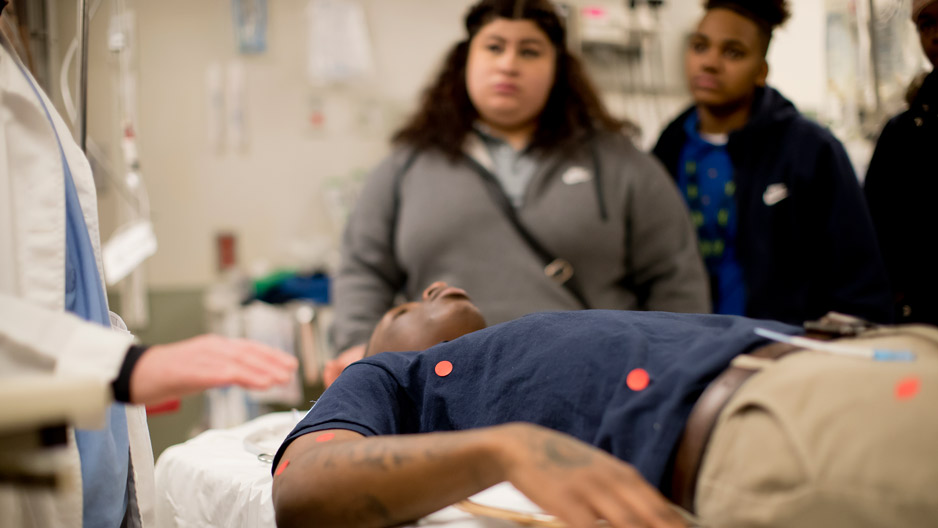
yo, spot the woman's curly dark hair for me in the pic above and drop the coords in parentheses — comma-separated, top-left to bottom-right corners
(392, 0, 624, 160)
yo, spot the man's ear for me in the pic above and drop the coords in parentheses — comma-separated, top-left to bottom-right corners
(755, 59, 769, 87)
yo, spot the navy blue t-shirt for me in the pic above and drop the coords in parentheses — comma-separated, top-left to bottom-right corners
(276, 311, 800, 490)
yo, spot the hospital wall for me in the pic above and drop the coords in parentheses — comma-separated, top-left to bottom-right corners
(65, 0, 827, 293)
(47, 0, 829, 455)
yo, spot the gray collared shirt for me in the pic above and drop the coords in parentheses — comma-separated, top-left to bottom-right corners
(472, 124, 539, 208)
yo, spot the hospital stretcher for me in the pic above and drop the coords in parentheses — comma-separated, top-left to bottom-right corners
(153, 412, 556, 527)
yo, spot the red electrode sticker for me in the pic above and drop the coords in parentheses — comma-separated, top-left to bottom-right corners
(895, 376, 921, 400)
(315, 432, 336, 443)
(626, 368, 650, 392)
(145, 399, 181, 415)
(435, 360, 454, 377)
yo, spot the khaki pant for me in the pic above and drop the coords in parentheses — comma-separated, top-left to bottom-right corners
(696, 326, 938, 527)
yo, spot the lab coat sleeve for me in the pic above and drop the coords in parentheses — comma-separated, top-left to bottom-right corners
(0, 292, 134, 386)
(330, 151, 410, 352)
(622, 149, 711, 314)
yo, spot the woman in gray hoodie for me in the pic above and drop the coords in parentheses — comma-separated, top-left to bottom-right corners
(326, 0, 710, 383)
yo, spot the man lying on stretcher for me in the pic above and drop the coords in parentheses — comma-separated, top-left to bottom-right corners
(272, 281, 938, 528)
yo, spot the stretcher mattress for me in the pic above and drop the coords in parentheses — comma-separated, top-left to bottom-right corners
(153, 412, 545, 527)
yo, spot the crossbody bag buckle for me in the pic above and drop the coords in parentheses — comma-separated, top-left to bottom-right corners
(544, 258, 574, 285)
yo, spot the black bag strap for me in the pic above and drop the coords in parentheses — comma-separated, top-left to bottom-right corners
(589, 141, 608, 222)
(462, 155, 592, 310)
(389, 149, 421, 252)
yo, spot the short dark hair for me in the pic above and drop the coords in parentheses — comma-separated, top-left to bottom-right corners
(392, 0, 624, 160)
(704, 0, 791, 54)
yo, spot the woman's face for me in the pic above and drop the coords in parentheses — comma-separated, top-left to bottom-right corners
(465, 18, 557, 132)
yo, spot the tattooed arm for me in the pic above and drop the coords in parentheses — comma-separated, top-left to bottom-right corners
(271, 422, 686, 528)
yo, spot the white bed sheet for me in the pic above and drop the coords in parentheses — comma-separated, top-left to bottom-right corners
(153, 412, 543, 528)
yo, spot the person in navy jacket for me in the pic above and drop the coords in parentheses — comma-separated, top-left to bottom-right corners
(653, 0, 891, 325)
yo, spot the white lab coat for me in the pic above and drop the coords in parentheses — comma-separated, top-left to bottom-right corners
(0, 32, 155, 527)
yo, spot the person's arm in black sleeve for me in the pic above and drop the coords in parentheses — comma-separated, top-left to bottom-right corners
(812, 135, 893, 323)
(863, 117, 903, 311)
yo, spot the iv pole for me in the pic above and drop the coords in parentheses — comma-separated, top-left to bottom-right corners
(76, 0, 89, 152)
(866, 0, 883, 119)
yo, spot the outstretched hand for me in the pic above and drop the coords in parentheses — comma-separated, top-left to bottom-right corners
(497, 423, 687, 528)
(129, 334, 298, 406)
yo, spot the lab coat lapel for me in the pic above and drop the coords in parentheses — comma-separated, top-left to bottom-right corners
(0, 32, 67, 311)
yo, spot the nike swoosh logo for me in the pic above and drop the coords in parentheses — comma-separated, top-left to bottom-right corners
(763, 183, 789, 206)
(562, 166, 592, 185)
